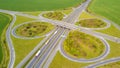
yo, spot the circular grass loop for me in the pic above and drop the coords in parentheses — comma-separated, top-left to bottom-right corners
(42, 11, 65, 20)
(15, 21, 54, 37)
(63, 30, 105, 59)
(77, 18, 107, 28)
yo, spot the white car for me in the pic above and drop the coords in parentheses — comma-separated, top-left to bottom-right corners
(35, 50, 41, 57)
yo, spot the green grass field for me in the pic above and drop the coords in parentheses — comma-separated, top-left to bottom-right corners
(88, 0, 120, 26)
(63, 30, 105, 59)
(0, 13, 12, 63)
(0, 0, 84, 11)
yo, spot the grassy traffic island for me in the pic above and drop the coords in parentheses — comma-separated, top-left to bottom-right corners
(42, 11, 65, 20)
(63, 30, 105, 59)
(15, 22, 54, 37)
(76, 19, 107, 28)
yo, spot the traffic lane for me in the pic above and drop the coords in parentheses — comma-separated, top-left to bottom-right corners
(43, 29, 69, 68)
(85, 57, 120, 68)
(34, 28, 65, 68)
(25, 27, 60, 68)
(26, 27, 63, 68)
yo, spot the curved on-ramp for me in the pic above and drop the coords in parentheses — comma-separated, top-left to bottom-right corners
(0, 11, 16, 68)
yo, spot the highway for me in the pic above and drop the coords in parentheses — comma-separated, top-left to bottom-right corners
(24, 0, 92, 68)
(42, 30, 69, 68)
(25, 27, 66, 68)
(33, 0, 93, 68)
(16, 27, 58, 68)
(16, 0, 118, 68)
(0, 0, 120, 68)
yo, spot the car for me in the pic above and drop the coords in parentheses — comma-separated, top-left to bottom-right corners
(54, 31, 58, 34)
(45, 40, 49, 45)
(35, 50, 41, 57)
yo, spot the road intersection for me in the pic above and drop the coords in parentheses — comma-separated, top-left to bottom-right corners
(0, 0, 120, 68)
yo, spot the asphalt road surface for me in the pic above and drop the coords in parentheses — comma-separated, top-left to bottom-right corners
(85, 57, 120, 68)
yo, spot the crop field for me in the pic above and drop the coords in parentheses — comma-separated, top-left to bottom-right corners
(63, 30, 105, 59)
(0, 13, 12, 63)
(88, 0, 120, 25)
(0, 0, 84, 11)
